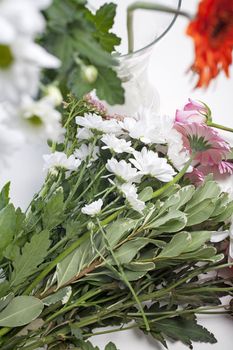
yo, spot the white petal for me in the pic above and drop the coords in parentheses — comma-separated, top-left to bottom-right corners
(210, 231, 229, 243)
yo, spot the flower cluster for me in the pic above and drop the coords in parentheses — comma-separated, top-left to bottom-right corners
(0, 0, 62, 167)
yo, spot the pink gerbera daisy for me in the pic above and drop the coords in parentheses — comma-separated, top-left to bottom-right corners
(185, 168, 205, 186)
(175, 122, 230, 166)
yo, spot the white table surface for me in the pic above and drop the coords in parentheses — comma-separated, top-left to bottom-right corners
(1, 1, 233, 349)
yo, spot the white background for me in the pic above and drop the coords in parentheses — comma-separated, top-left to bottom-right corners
(1, 0, 233, 349)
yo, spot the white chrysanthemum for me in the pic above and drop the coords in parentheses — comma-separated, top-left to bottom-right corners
(6, 95, 63, 142)
(74, 144, 99, 164)
(0, 124, 23, 168)
(43, 152, 81, 172)
(130, 147, 176, 182)
(106, 158, 142, 183)
(77, 127, 94, 141)
(0, 0, 52, 38)
(76, 113, 122, 134)
(167, 129, 193, 172)
(0, 35, 60, 104)
(81, 199, 103, 216)
(120, 107, 174, 145)
(119, 183, 145, 213)
(101, 134, 133, 154)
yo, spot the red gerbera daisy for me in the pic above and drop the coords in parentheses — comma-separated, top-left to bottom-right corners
(187, 0, 233, 88)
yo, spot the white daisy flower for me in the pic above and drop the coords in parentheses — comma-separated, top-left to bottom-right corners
(6, 95, 63, 142)
(130, 147, 176, 182)
(120, 107, 174, 145)
(77, 127, 94, 141)
(76, 113, 122, 134)
(74, 144, 99, 164)
(106, 158, 142, 183)
(167, 129, 193, 172)
(119, 183, 145, 213)
(0, 36, 60, 104)
(0, 0, 51, 38)
(81, 199, 103, 217)
(101, 134, 133, 154)
(43, 152, 81, 172)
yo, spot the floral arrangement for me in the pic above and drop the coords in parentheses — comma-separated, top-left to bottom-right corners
(0, 1, 233, 350)
(0, 96, 233, 349)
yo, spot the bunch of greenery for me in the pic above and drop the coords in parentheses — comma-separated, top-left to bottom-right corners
(41, 0, 124, 105)
(0, 98, 232, 350)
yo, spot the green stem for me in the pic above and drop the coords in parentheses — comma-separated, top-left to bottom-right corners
(96, 218, 150, 332)
(127, 1, 189, 53)
(151, 156, 194, 199)
(207, 121, 233, 134)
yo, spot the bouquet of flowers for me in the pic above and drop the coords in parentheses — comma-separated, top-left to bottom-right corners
(1, 1, 233, 350)
(0, 95, 233, 350)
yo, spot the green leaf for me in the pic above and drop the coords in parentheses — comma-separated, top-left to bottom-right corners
(42, 187, 64, 229)
(147, 210, 187, 233)
(96, 32, 121, 52)
(105, 342, 118, 350)
(139, 187, 153, 201)
(185, 199, 215, 226)
(42, 286, 72, 306)
(10, 230, 50, 288)
(76, 340, 100, 350)
(111, 238, 150, 264)
(184, 231, 212, 253)
(95, 67, 125, 105)
(105, 218, 137, 248)
(94, 3, 117, 32)
(213, 200, 233, 222)
(0, 293, 14, 312)
(68, 66, 96, 100)
(185, 180, 221, 210)
(160, 185, 195, 213)
(154, 317, 217, 347)
(178, 247, 218, 261)
(73, 31, 117, 67)
(0, 204, 17, 259)
(56, 240, 93, 288)
(0, 296, 43, 327)
(0, 182, 10, 210)
(157, 232, 191, 259)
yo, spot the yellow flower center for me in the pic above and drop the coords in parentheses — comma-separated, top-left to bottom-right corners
(27, 115, 43, 127)
(0, 44, 14, 69)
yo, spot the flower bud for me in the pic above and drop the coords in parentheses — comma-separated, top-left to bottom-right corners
(45, 85, 63, 106)
(81, 65, 98, 84)
(87, 221, 96, 231)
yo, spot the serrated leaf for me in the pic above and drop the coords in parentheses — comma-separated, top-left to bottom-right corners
(96, 31, 121, 52)
(0, 296, 43, 327)
(73, 31, 117, 67)
(42, 187, 64, 229)
(95, 3, 117, 32)
(185, 199, 215, 226)
(0, 182, 10, 210)
(10, 230, 50, 288)
(76, 340, 100, 350)
(95, 66, 124, 105)
(157, 232, 191, 259)
(154, 317, 217, 347)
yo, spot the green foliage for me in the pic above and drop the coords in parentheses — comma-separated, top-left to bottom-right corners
(153, 316, 217, 348)
(42, 0, 124, 105)
(0, 296, 43, 327)
(0, 182, 10, 210)
(9, 230, 50, 288)
(0, 204, 18, 260)
(42, 187, 64, 229)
